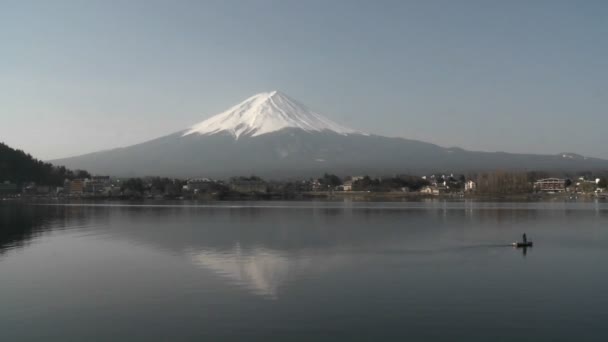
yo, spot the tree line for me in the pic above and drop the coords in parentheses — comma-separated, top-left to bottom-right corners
(0, 142, 90, 186)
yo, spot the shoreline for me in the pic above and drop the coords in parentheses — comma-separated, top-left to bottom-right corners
(2, 191, 604, 203)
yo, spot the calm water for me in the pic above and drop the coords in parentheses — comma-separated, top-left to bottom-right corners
(1, 200, 607, 341)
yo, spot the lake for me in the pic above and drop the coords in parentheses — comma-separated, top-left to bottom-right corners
(1, 200, 607, 341)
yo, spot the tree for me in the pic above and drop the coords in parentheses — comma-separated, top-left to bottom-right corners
(476, 171, 532, 195)
(120, 178, 145, 194)
(231, 175, 264, 182)
(74, 170, 91, 179)
(526, 171, 550, 183)
(599, 178, 608, 189)
(318, 173, 342, 188)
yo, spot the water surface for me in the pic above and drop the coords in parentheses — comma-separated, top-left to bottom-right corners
(1, 201, 607, 341)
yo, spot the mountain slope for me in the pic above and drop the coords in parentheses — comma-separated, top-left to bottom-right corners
(51, 91, 608, 178)
(51, 129, 608, 178)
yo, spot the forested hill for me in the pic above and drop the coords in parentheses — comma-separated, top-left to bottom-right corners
(0, 142, 90, 186)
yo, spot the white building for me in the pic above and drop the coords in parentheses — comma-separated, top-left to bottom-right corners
(337, 181, 353, 191)
(534, 178, 567, 192)
(465, 180, 476, 192)
(420, 186, 439, 195)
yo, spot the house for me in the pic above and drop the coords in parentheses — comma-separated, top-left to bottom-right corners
(22, 182, 38, 195)
(420, 186, 439, 195)
(337, 180, 353, 191)
(296, 180, 314, 192)
(83, 176, 112, 194)
(84, 180, 104, 194)
(92, 176, 111, 183)
(66, 179, 85, 195)
(186, 178, 216, 193)
(311, 179, 323, 191)
(465, 180, 476, 192)
(534, 178, 566, 192)
(103, 186, 121, 197)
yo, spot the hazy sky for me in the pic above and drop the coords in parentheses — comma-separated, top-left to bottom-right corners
(1, 0, 607, 160)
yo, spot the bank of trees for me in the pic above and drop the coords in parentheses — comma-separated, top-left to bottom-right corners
(120, 177, 187, 197)
(0, 142, 90, 186)
(318, 173, 343, 188)
(352, 175, 430, 192)
(475, 171, 532, 195)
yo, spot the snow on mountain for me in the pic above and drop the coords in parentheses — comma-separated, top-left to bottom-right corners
(183, 91, 365, 139)
(560, 153, 587, 160)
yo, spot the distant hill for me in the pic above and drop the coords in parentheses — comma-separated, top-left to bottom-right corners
(0, 142, 89, 186)
(51, 91, 608, 179)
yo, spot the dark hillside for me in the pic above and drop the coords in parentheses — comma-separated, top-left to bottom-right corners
(0, 142, 89, 186)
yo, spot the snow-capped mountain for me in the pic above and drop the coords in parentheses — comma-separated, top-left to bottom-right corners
(183, 91, 364, 138)
(51, 91, 608, 178)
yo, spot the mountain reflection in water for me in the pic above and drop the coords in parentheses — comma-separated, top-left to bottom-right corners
(190, 245, 305, 298)
(2, 201, 608, 342)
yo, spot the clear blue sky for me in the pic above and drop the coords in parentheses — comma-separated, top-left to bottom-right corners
(1, 0, 607, 160)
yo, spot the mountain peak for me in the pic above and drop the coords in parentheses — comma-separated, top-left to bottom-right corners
(183, 91, 364, 139)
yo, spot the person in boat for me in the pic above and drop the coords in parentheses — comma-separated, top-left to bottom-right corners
(523, 233, 527, 244)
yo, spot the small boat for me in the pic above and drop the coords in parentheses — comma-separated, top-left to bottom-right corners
(512, 242, 533, 248)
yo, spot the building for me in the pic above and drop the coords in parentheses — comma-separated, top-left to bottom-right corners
(420, 186, 439, 195)
(311, 180, 323, 191)
(92, 176, 111, 183)
(67, 179, 85, 195)
(337, 181, 353, 191)
(186, 178, 216, 193)
(534, 178, 566, 192)
(102, 186, 121, 197)
(465, 180, 476, 192)
(335, 184, 352, 191)
(84, 180, 103, 194)
(22, 182, 38, 195)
